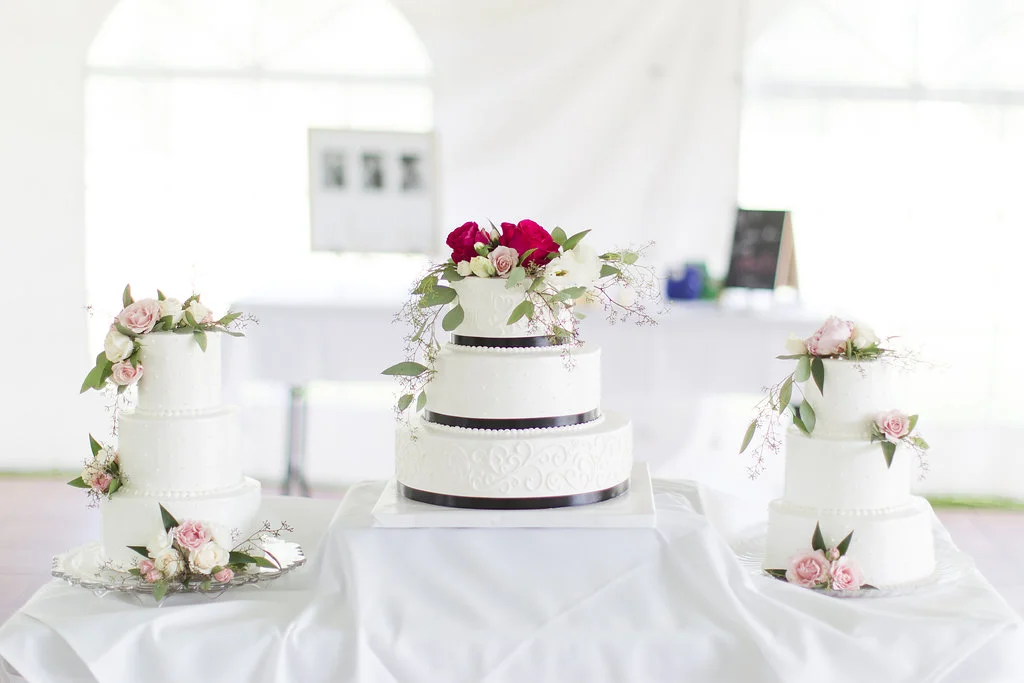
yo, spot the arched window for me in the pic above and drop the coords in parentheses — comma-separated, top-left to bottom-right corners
(85, 0, 432, 333)
(739, 1, 1024, 438)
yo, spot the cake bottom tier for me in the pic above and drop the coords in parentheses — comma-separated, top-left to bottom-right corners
(100, 477, 262, 568)
(764, 496, 936, 588)
(395, 411, 632, 509)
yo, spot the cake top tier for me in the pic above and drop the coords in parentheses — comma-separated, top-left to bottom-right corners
(797, 358, 907, 439)
(135, 331, 224, 413)
(449, 277, 560, 339)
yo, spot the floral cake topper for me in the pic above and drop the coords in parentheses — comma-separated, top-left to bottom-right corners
(382, 219, 660, 415)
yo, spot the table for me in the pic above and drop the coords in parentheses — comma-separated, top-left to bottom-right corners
(3, 481, 1021, 683)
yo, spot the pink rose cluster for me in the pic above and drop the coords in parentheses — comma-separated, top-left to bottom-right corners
(786, 549, 865, 591)
(805, 316, 855, 357)
(876, 409, 911, 442)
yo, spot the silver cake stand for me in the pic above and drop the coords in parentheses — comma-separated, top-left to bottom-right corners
(52, 539, 306, 606)
(731, 523, 970, 598)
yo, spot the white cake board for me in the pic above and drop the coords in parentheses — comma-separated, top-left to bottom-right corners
(371, 462, 656, 528)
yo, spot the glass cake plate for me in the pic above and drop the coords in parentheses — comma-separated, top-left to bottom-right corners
(730, 523, 971, 598)
(52, 539, 306, 606)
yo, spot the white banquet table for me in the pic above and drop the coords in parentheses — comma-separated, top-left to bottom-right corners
(2, 481, 1021, 683)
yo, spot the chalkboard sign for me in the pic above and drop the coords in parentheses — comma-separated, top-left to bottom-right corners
(724, 209, 797, 290)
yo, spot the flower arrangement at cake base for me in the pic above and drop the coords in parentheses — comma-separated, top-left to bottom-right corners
(764, 523, 877, 594)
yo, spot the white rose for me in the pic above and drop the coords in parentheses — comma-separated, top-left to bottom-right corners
(103, 327, 134, 362)
(97, 445, 118, 467)
(187, 300, 214, 324)
(153, 548, 185, 578)
(784, 336, 807, 355)
(546, 242, 602, 288)
(80, 464, 98, 488)
(468, 255, 496, 278)
(852, 322, 879, 349)
(456, 260, 472, 277)
(188, 541, 230, 575)
(158, 298, 185, 326)
(146, 530, 174, 556)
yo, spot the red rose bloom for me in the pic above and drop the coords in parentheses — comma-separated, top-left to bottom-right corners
(446, 221, 491, 263)
(499, 219, 559, 268)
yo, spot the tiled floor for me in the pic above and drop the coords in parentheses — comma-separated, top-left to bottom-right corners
(1, 478, 1022, 625)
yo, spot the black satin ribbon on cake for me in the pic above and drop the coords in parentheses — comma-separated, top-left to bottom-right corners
(451, 334, 564, 348)
(398, 479, 629, 510)
(423, 409, 600, 430)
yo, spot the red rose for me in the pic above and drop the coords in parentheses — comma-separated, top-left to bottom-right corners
(445, 221, 491, 263)
(499, 219, 559, 268)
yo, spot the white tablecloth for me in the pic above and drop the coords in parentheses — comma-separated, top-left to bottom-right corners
(2, 483, 1021, 683)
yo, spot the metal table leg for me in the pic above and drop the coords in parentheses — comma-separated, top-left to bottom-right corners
(284, 385, 311, 497)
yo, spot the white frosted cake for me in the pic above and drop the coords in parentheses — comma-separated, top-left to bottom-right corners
(101, 332, 261, 566)
(395, 277, 633, 509)
(763, 359, 935, 587)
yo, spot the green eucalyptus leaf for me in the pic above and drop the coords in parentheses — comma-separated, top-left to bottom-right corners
(551, 227, 567, 245)
(115, 322, 138, 339)
(67, 476, 90, 489)
(794, 356, 811, 382)
(397, 394, 414, 411)
(229, 551, 257, 565)
(739, 420, 757, 454)
(908, 414, 919, 432)
(441, 266, 464, 282)
(219, 311, 242, 326)
(381, 362, 429, 377)
(881, 440, 897, 468)
(128, 568, 142, 577)
(599, 263, 620, 278)
(811, 523, 826, 553)
(416, 391, 427, 411)
(183, 310, 198, 327)
(836, 530, 854, 556)
(561, 229, 591, 252)
(193, 328, 208, 352)
(778, 377, 793, 412)
(507, 300, 535, 325)
(89, 434, 102, 457)
(414, 274, 438, 294)
(442, 303, 465, 332)
(801, 401, 816, 433)
(418, 285, 457, 308)
(80, 361, 108, 393)
(159, 504, 179, 532)
(252, 556, 277, 568)
(599, 252, 620, 260)
(152, 581, 169, 601)
(792, 408, 809, 435)
(107, 478, 121, 495)
(506, 266, 526, 289)
(622, 251, 639, 265)
(811, 357, 825, 395)
(558, 286, 588, 300)
(156, 289, 166, 301)
(122, 284, 133, 308)
(528, 276, 545, 292)
(911, 435, 930, 450)
(128, 545, 150, 558)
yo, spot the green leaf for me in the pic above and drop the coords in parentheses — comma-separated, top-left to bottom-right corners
(908, 414, 919, 432)
(107, 478, 121, 496)
(811, 357, 825, 395)
(473, 242, 490, 257)
(193, 328, 207, 352)
(156, 289, 166, 301)
(528, 276, 545, 292)
(441, 303, 465, 332)
(561, 229, 591, 252)
(127, 545, 150, 558)
(910, 435, 929, 450)
(222, 329, 245, 338)
(381, 361, 429, 377)
(89, 434, 102, 457)
(775, 354, 806, 360)
(599, 252, 620, 260)
(551, 227, 567, 245)
(128, 568, 142, 577)
(67, 476, 90, 489)
(218, 311, 242, 326)
(792, 407, 809, 435)
(506, 266, 526, 289)
(881, 440, 896, 468)
(201, 579, 212, 591)
(506, 300, 535, 325)
(778, 377, 793, 412)
(764, 568, 789, 580)
(229, 551, 257, 565)
(739, 420, 757, 454)
(114, 322, 138, 339)
(152, 581, 169, 601)
(622, 251, 639, 265)
(517, 248, 537, 265)
(836, 530, 854, 557)
(416, 391, 427, 411)
(801, 401, 816, 433)
(811, 522, 826, 553)
(397, 393, 414, 411)
(418, 285, 457, 308)
(80, 359, 110, 393)
(557, 286, 587, 300)
(599, 263, 620, 278)
(159, 504, 179, 532)
(441, 266, 464, 282)
(414, 274, 438, 294)
(794, 356, 811, 383)
(183, 310, 198, 328)
(551, 325, 572, 340)
(252, 556, 277, 568)
(122, 284, 133, 308)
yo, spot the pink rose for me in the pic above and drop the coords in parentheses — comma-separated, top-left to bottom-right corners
(829, 557, 864, 591)
(785, 550, 830, 588)
(117, 298, 162, 335)
(499, 220, 560, 268)
(213, 567, 234, 582)
(92, 472, 112, 493)
(877, 410, 910, 442)
(488, 245, 519, 277)
(111, 360, 144, 386)
(445, 221, 491, 263)
(805, 316, 854, 357)
(173, 520, 210, 551)
(144, 569, 162, 583)
(827, 547, 840, 561)
(139, 559, 155, 575)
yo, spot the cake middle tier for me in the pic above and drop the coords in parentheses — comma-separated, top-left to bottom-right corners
(783, 428, 912, 511)
(424, 343, 600, 423)
(118, 406, 242, 494)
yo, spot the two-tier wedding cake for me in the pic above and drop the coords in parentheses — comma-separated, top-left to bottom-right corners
(385, 219, 657, 510)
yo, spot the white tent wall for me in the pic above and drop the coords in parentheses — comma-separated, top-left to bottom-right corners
(0, 0, 742, 472)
